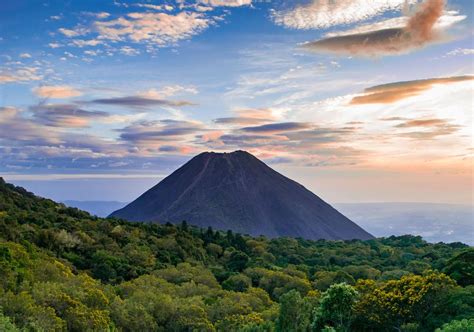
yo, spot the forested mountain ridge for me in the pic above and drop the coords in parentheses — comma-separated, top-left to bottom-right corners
(0, 177, 473, 331)
(110, 151, 373, 241)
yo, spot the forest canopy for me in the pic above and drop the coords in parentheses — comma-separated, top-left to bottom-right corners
(0, 178, 473, 331)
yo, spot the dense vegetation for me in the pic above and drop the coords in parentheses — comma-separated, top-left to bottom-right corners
(0, 178, 473, 331)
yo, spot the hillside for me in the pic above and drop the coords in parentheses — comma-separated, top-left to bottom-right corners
(0, 178, 473, 331)
(62, 200, 474, 244)
(111, 151, 373, 241)
(63, 200, 127, 217)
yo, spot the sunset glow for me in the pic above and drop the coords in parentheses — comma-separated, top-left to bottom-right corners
(0, 0, 472, 204)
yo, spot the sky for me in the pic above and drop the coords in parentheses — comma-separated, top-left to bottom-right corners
(0, 0, 473, 204)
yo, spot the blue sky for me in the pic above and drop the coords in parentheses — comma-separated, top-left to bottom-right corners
(0, 0, 473, 204)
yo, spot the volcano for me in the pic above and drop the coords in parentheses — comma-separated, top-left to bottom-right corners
(110, 151, 373, 240)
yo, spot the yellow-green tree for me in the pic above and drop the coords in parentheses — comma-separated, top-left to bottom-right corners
(355, 272, 456, 330)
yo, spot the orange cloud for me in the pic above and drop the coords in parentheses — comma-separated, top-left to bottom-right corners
(0, 67, 42, 83)
(395, 118, 447, 127)
(201, 130, 224, 142)
(33, 85, 82, 99)
(389, 117, 462, 140)
(94, 11, 211, 45)
(214, 108, 277, 125)
(303, 0, 447, 56)
(235, 108, 277, 120)
(350, 75, 473, 105)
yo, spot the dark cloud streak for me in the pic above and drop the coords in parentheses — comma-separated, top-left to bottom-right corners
(241, 122, 311, 133)
(30, 104, 109, 128)
(90, 96, 195, 108)
(303, 0, 446, 56)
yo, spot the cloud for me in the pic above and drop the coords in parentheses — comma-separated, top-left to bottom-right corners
(0, 107, 61, 145)
(445, 48, 474, 57)
(118, 119, 204, 143)
(0, 67, 42, 83)
(33, 85, 82, 99)
(135, 3, 174, 11)
(84, 50, 100, 56)
(140, 85, 198, 98)
(94, 11, 212, 46)
(30, 104, 109, 128)
(380, 116, 409, 121)
(241, 122, 311, 133)
(197, 0, 251, 7)
(350, 75, 474, 104)
(19, 53, 32, 58)
(271, 0, 415, 29)
(395, 118, 447, 128)
(214, 108, 277, 125)
(199, 121, 365, 166)
(86, 12, 111, 19)
(394, 118, 461, 140)
(214, 117, 268, 125)
(303, 0, 448, 56)
(120, 46, 140, 56)
(324, 10, 465, 38)
(0, 107, 128, 163)
(215, 133, 288, 147)
(90, 95, 195, 108)
(283, 127, 354, 143)
(58, 27, 89, 37)
(70, 39, 103, 47)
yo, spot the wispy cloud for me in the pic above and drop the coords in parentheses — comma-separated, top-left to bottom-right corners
(33, 85, 82, 99)
(214, 108, 277, 125)
(198, 0, 251, 7)
(118, 119, 204, 143)
(394, 117, 461, 140)
(350, 75, 474, 104)
(395, 118, 447, 127)
(0, 67, 42, 83)
(94, 11, 212, 46)
(271, 0, 415, 29)
(70, 39, 103, 47)
(89, 96, 195, 108)
(30, 104, 109, 128)
(445, 48, 474, 57)
(241, 122, 311, 133)
(302, 0, 450, 56)
(0, 106, 128, 161)
(119, 46, 140, 56)
(58, 27, 89, 37)
(140, 85, 198, 98)
(324, 10, 465, 38)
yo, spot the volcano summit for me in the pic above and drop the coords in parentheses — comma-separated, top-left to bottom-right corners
(110, 151, 373, 240)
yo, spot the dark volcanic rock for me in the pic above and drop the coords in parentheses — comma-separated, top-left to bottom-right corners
(110, 151, 373, 240)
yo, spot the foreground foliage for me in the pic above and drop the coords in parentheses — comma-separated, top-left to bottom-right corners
(0, 178, 473, 331)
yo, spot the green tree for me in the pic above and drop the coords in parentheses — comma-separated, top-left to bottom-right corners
(0, 309, 19, 332)
(312, 283, 358, 332)
(435, 319, 474, 332)
(276, 289, 310, 332)
(444, 249, 474, 287)
(223, 274, 252, 292)
(313, 271, 355, 291)
(226, 251, 250, 272)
